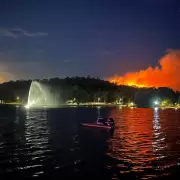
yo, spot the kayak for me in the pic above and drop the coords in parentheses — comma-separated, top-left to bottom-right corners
(81, 122, 114, 130)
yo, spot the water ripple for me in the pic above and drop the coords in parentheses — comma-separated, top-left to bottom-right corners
(106, 108, 180, 179)
(0, 107, 180, 179)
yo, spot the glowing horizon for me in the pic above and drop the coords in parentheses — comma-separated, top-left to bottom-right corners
(107, 50, 180, 91)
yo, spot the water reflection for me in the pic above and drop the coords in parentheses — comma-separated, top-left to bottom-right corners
(25, 109, 49, 151)
(14, 107, 26, 145)
(107, 108, 180, 179)
(0, 107, 180, 179)
(152, 108, 166, 160)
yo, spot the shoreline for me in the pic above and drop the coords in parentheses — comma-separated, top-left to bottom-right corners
(1, 103, 180, 109)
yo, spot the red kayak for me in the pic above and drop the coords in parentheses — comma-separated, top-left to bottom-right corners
(81, 122, 113, 130)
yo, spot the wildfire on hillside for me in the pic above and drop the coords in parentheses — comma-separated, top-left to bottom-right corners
(107, 50, 180, 91)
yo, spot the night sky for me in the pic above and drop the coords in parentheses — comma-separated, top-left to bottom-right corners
(0, 0, 180, 81)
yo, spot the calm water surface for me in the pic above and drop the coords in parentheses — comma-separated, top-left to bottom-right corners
(0, 106, 180, 179)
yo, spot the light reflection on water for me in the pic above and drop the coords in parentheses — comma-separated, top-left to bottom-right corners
(0, 106, 180, 179)
(107, 108, 180, 179)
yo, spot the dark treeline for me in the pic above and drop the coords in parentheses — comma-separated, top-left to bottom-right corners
(0, 76, 179, 107)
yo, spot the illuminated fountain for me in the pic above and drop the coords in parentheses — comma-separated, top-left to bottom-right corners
(25, 81, 60, 108)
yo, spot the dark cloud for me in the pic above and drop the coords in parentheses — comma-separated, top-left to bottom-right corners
(102, 50, 113, 55)
(63, 60, 71, 63)
(0, 28, 48, 38)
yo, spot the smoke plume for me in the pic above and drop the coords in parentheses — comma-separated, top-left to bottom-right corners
(107, 50, 180, 91)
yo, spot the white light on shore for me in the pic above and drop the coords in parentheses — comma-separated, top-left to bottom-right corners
(154, 100, 159, 105)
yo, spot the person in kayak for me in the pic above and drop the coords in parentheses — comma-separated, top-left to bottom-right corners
(107, 117, 115, 127)
(97, 116, 106, 125)
(97, 116, 114, 127)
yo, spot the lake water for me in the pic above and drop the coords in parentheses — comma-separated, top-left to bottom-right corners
(0, 106, 180, 179)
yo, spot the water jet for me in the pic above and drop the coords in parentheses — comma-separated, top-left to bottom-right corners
(25, 81, 61, 108)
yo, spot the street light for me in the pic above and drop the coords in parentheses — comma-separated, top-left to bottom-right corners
(154, 100, 159, 105)
(98, 97, 101, 102)
(119, 98, 123, 104)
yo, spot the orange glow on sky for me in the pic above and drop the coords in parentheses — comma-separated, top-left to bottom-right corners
(0, 76, 7, 83)
(0, 71, 13, 83)
(107, 50, 180, 91)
